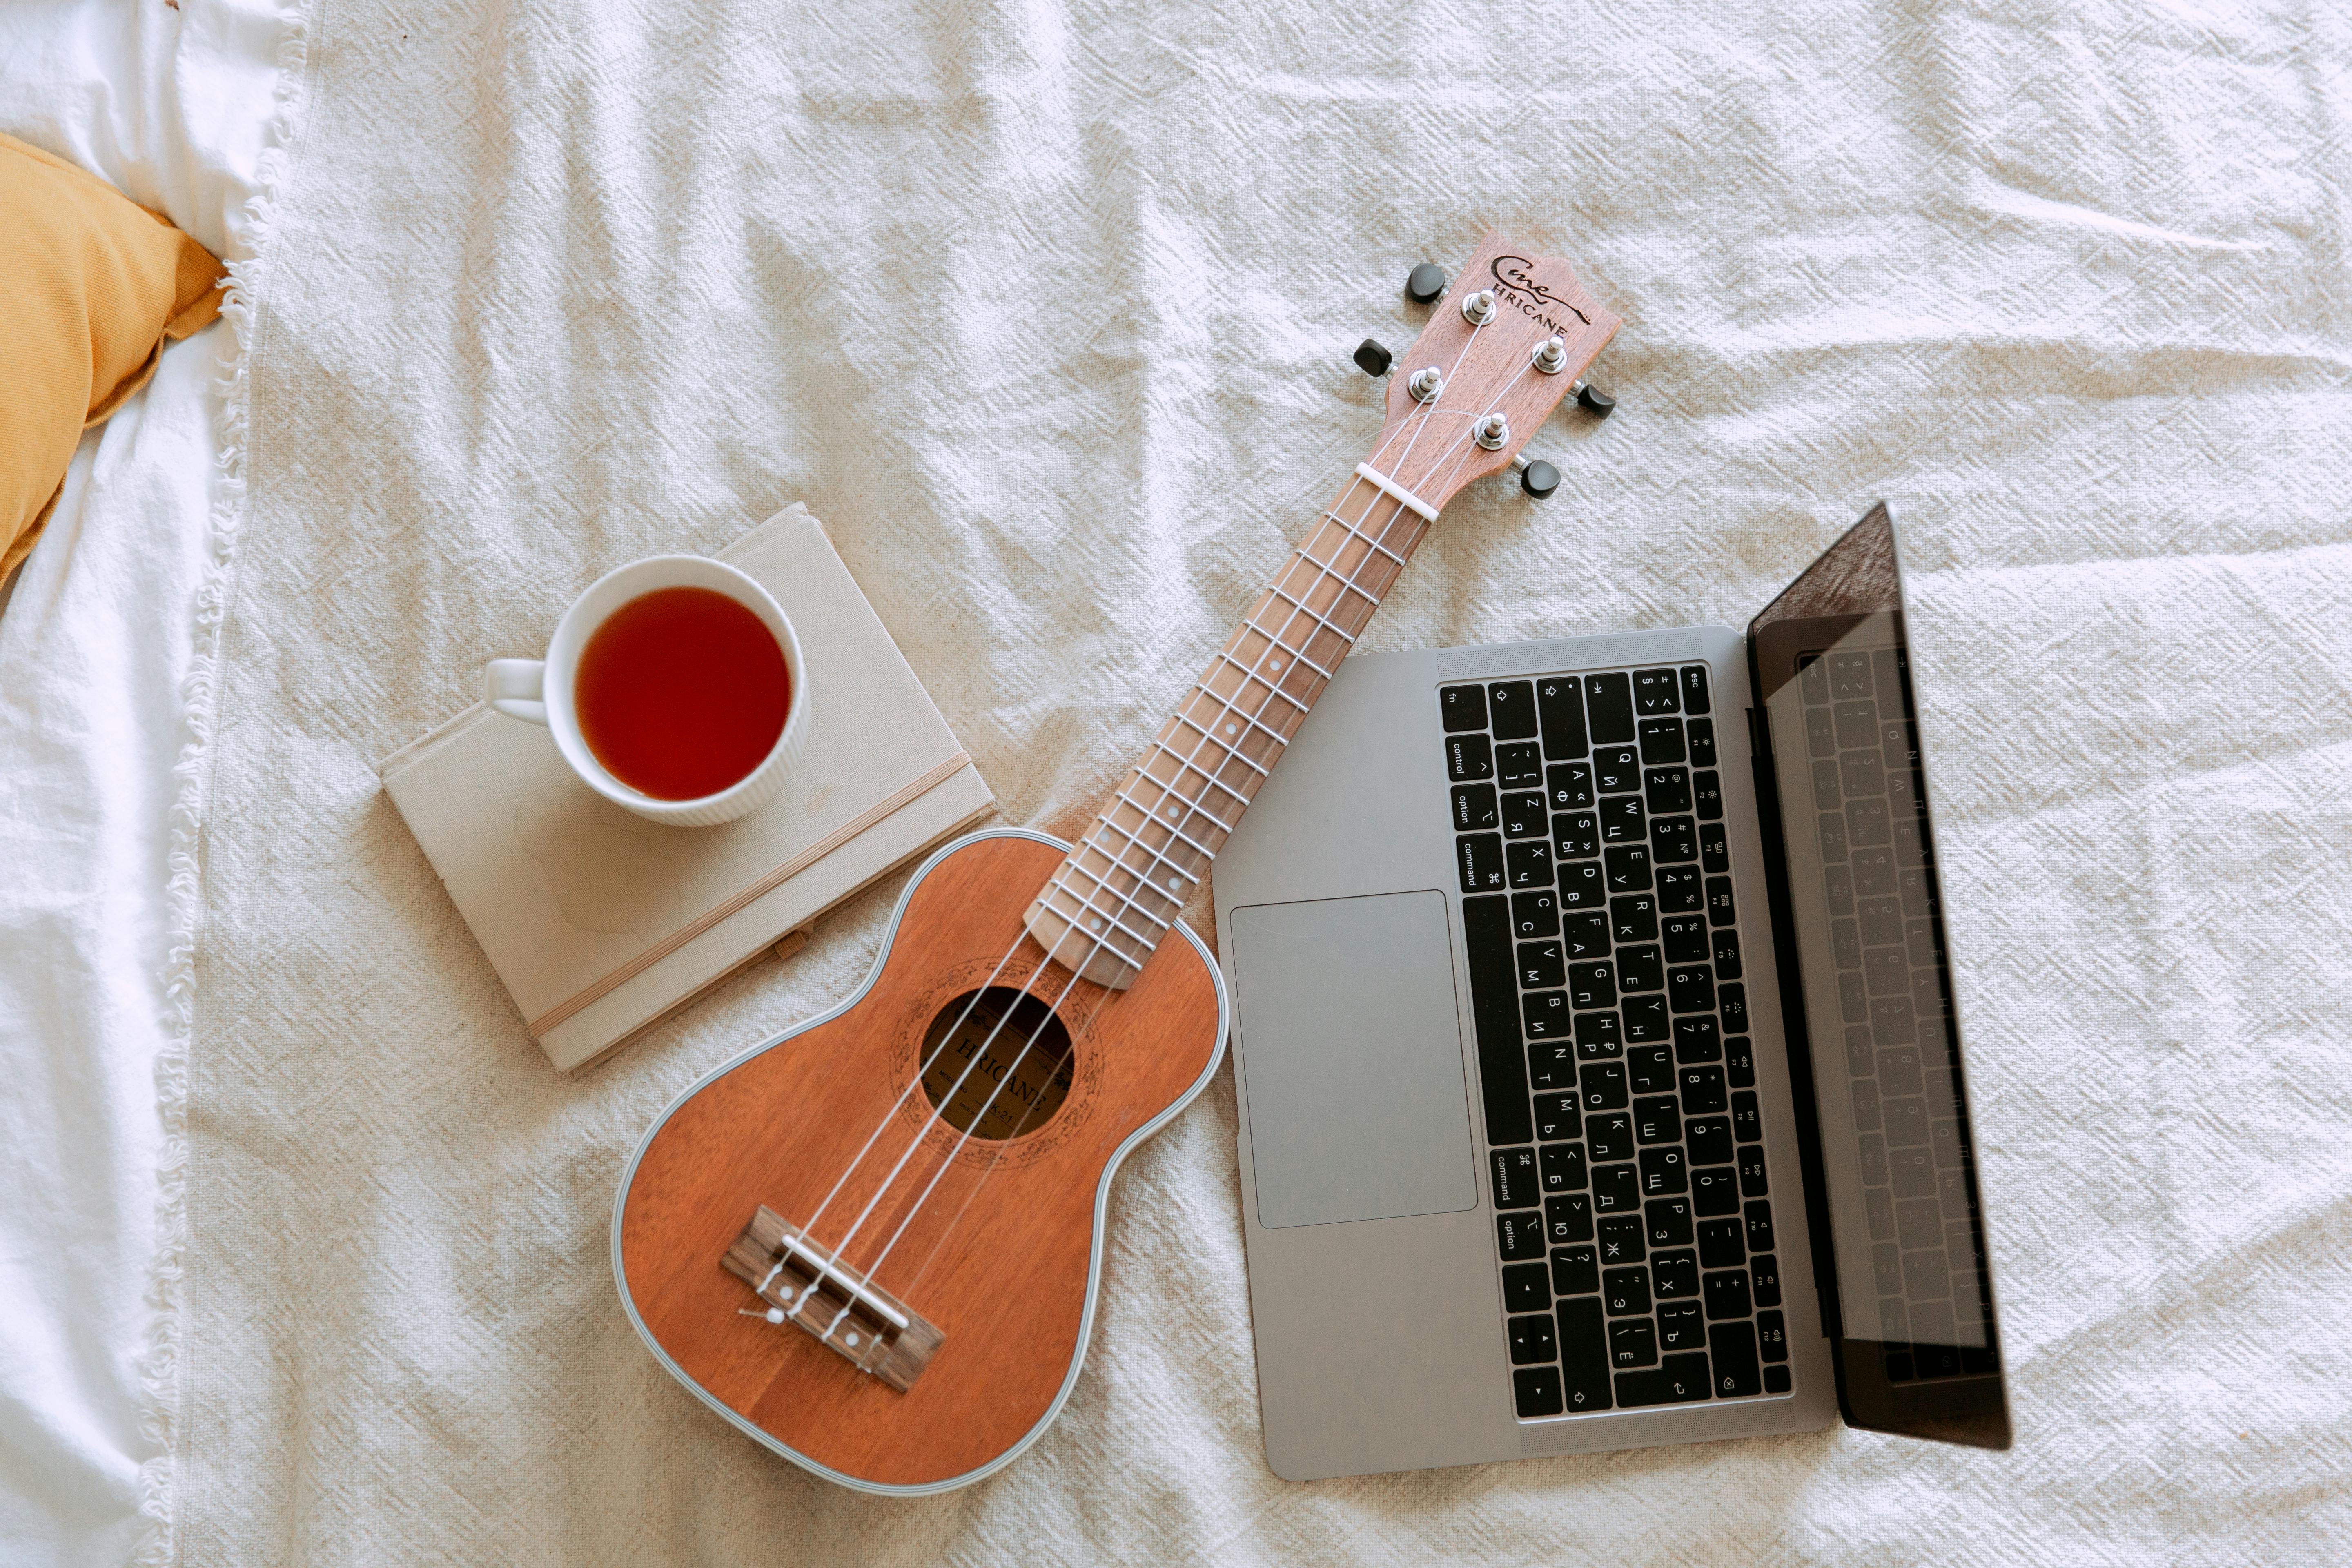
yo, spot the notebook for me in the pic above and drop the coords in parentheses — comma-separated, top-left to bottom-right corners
(379, 504, 996, 1072)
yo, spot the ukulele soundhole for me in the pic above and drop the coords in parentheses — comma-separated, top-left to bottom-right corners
(918, 986, 1074, 1141)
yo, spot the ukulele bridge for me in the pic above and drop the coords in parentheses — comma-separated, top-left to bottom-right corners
(721, 1206, 944, 1393)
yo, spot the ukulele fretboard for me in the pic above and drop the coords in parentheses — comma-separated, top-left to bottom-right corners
(1023, 468, 1434, 986)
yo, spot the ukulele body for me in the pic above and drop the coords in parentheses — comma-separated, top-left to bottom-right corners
(612, 827, 1227, 1492)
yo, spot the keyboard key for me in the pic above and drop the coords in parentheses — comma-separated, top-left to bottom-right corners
(1568, 962, 1617, 1011)
(1685, 1115, 1734, 1167)
(1817, 811, 1849, 862)
(1657, 866, 1703, 913)
(1448, 733, 1494, 781)
(1799, 658, 1828, 705)
(1903, 1249, 1951, 1300)
(1441, 684, 1489, 732)
(1513, 1365, 1565, 1417)
(1461, 895, 1532, 1143)
(1572, 1011, 1621, 1057)
(1744, 1200, 1777, 1254)
(1604, 844, 1653, 892)
(1663, 915, 1709, 964)
(1617, 944, 1665, 993)
(1657, 1301, 1706, 1352)
(1512, 888, 1560, 938)
(1508, 1312, 1558, 1365)
(1709, 1319, 1762, 1397)
(1627, 1047, 1675, 1097)
(1633, 668, 1680, 715)
(1764, 1365, 1793, 1394)
(1737, 1147, 1769, 1196)
(1558, 860, 1606, 910)
(1591, 745, 1642, 794)
(1638, 717, 1686, 765)
(1805, 705, 1837, 758)
(1680, 664, 1712, 714)
(1457, 833, 1506, 893)
(1651, 815, 1698, 864)
(1615, 1352, 1711, 1407)
(1503, 1261, 1552, 1314)
(1872, 1243, 1905, 1296)
(1643, 766, 1691, 815)
(1644, 1197, 1694, 1249)
(1592, 1163, 1640, 1212)
(1622, 995, 1669, 1045)
(1506, 840, 1552, 888)
(1691, 1165, 1741, 1216)
(1668, 966, 1717, 1014)
(1706, 877, 1736, 923)
(1719, 984, 1748, 1035)
(1724, 1036, 1756, 1089)
(1527, 1040, 1574, 1093)
(1834, 700, 1876, 749)
(1532, 1091, 1581, 1144)
(1551, 1243, 1599, 1293)
(1696, 1216, 1746, 1269)
(1560, 911, 1608, 959)
(1702, 1268, 1753, 1320)
(1891, 1145, 1935, 1196)
(1711, 928, 1743, 979)
(1674, 1016, 1721, 1063)
(1523, 989, 1570, 1038)
(1756, 1310, 1788, 1362)
(1731, 1091, 1762, 1141)
(1866, 1187, 1895, 1240)
(1552, 812, 1599, 860)
(1603, 1266, 1652, 1316)
(1488, 680, 1539, 739)
(1517, 938, 1565, 990)
(1497, 1211, 1547, 1261)
(1700, 822, 1729, 871)
(1586, 1112, 1635, 1163)
(1686, 717, 1717, 766)
(1544, 1194, 1594, 1245)
(1650, 1249, 1700, 1300)
(1501, 790, 1547, 839)
(1584, 672, 1636, 743)
(1556, 1297, 1614, 1412)
(1546, 761, 1595, 811)
(1539, 1143, 1588, 1194)
(1597, 1215, 1645, 1266)
(1497, 741, 1546, 789)
(1491, 1147, 1542, 1209)
(1693, 773, 1724, 822)
(1452, 783, 1500, 832)
(1637, 1145, 1687, 1196)
(1751, 1253, 1782, 1307)
(1610, 1318, 1660, 1368)
(1579, 1060, 1628, 1111)
(1599, 794, 1646, 843)
(1537, 676, 1587, 758)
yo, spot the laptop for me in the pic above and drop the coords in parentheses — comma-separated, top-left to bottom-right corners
(1210, 503, 2012, 1479)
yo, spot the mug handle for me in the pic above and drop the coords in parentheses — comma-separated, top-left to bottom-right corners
(486, 659, 549, 725)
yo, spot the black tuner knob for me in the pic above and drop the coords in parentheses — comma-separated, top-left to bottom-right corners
(1405, 262, 1448, 304)
(1519, 458, 1561, 499)
(1353, 338, 1393, 377)
(1576, 380, 1617, 417)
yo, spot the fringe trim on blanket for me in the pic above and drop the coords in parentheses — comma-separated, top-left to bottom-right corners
(136, 9, 315, 1565)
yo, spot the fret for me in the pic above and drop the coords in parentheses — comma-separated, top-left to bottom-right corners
(1042, 869, 1163, 953)
(1187, 683, 1290, 752)
(1091, 811, 1203, 896)
(1212, 650, 1310, 712)
(1137, 750, 1249, 818)
(1050, 861, 1171, 940)
(1321, 509, 1409, 569)
(1248, 628, 1335, 683)
(1114, 784, 1219, 860)
(1289, 538, 1385, 614)
(1263, 583, 1355, 650)
(1152, 734, 1267, 791)
(1068, 841, 1186, 931)
(1164, 725, 1271, 779)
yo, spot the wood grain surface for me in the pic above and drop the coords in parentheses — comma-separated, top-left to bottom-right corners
(617, 832, 1224, 1488)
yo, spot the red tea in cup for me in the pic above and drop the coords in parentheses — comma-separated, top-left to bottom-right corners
(574, 586, 791, 800)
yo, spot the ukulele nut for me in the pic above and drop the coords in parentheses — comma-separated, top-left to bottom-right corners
(1459, 288, 1497, 326)
(1532, 334, 1568, 374)
(1474, 412, 1510, 451)
(1407, 366, 1445, 403)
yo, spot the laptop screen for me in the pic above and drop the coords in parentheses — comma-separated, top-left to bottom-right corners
(1747, 505, 2013, 1449)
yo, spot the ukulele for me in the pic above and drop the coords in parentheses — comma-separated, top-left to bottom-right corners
(613, 232, 1620, 1492)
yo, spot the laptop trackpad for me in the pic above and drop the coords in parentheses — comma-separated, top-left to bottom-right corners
(1231, 893, 1478, 1229)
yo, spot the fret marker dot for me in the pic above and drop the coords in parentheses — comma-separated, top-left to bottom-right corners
(1167, 876, 1182, 890)
(844, 1332, 860, 1348)
(1226, 723, 1238, 736)
(1270, 657, 1283, 670)
(1089, 917, 1102, 931)
(765, 1307, 785, 1324)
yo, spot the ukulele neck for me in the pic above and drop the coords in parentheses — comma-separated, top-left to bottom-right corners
(1022, 462, 1437, 987)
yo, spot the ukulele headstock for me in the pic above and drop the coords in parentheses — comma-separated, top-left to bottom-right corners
(1370, 233, 1620, 510)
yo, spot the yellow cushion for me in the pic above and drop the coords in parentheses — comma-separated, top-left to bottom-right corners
(0, 132, 227, 586)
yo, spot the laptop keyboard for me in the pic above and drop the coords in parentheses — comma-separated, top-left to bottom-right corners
(1443, 664, 1793, 1418)
(1798, 649, 1998, 1385)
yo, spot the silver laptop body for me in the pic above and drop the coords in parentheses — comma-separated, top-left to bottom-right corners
(1212, 506, 2011, 1480)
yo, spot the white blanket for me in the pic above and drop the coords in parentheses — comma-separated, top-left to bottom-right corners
(30, 0, 2352, 1562)
(0, 5, 299, 1564)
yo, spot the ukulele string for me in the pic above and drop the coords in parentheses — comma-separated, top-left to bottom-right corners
(757, 325, 1520, 1333)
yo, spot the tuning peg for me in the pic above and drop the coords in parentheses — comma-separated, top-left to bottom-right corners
(1353, 338, 1393, 377)
(1404, 262, 1448, 304)
(1573, 377, 1616, 417)
(1511, 454, 1561, 499)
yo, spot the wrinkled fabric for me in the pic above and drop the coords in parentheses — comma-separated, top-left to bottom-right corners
(173, 0, 2352, 1562)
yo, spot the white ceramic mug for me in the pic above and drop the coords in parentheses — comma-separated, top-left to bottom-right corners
(484, 555, 809, 827)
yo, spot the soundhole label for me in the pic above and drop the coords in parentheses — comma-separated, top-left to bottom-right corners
(919, 987, 1074, 1140)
